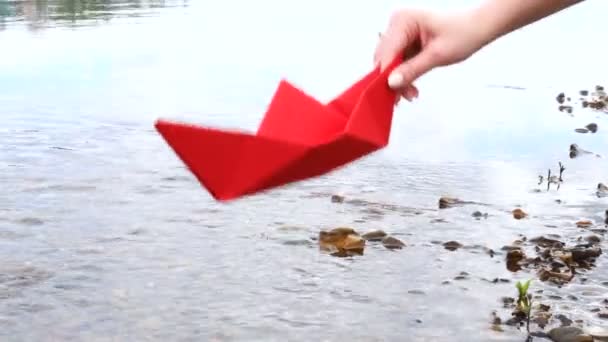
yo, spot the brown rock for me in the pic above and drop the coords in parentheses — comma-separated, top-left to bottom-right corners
(443, 241, 463, 251)
(576, 220, 593, 228)
(538, 269, 574, 284)
(318, 227, 365, 256)
(585, 235, 601, 244)
(506, 249, 525, 263)
(361, 230, 387, 241)
(330, 195, 344, 203)
(570, 246, 601, 263)
(586, 326, 608, 341)
(512, 208, 527, 220)
(533, 311, 552, 329)
(530, 236, 564, 248)
(548, 326, 593, 342)
(506, 248, 526, 271)
(439, 196, 462, 209)
(382, 236, 405, 249)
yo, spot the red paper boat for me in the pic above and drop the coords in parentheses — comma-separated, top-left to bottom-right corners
(155, 56, 403, 201)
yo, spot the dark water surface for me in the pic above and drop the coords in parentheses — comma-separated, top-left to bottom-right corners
(1, 1, 608, 341)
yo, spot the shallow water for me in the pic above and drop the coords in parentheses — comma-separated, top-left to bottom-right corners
(2, 1, 608, 341)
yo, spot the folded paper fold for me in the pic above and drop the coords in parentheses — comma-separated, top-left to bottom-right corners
(155, 56, 403, 201)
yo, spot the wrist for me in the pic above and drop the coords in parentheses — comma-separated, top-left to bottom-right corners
(467, 1, 509, 47)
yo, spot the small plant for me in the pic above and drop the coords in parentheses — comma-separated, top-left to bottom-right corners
(515, 279, 533, 334)
(538, 162, 565, 191)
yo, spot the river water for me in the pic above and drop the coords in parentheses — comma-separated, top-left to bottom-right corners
(1, 1, 608, 341)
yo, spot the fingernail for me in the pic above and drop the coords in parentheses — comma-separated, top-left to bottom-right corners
(388, 72, 404, 89)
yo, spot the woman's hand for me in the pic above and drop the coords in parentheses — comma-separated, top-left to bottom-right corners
(374, 1, 584, 103)
(374, 9, 490, 102)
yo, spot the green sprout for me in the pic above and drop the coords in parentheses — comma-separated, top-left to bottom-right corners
(515, 279, 533, 333)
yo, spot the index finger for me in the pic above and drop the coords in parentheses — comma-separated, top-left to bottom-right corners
(374, 12, 410, 71)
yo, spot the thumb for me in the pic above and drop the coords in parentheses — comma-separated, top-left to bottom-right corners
(387, 49, 437, 90)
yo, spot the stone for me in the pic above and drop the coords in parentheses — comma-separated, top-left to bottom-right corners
(439, 197, 463, 209)
(533, 311, 551, 328)
(570, 246, 601, 263)
(586, 326, 608, 341)
(472, 211, 488, 219)
(512, 208, 527, 220)
(576, 220, 593, 228)
(585, 123, 598, 133)
(443, 241, 463, 251)
(555, 314, 573, 327)
(382, 236, 405, 249)
(584, 235, 601, 244)
(530, 236, 564, 248)
(318, 227, 365, 256)
(548, 326, 593, 342)
(361, 230, 387, 241)
(330, 195, 345, 203)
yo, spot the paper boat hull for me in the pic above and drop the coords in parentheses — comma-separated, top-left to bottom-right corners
(155, 57, 401, 201)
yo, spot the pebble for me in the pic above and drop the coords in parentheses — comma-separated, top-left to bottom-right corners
(382, 236, 405, 249)
(548, 326, 593, 342)
(586, 326, 608, 341)
(361, 230, 387, 241)
(585, 122, 598, 133)
(443, 241, 463, 251)
(330, 195, 344, 203)
(576, 220, 593, 228)
(555, 314, 573, 326)
(585, 235, 601, 244)
(512, 208, 527, 219)
(407, 289, 425, 295)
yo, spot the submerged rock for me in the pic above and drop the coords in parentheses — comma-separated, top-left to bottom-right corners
(548, 326, 593, 342)
(559, 105, 574, 114)
(361, 230, 387, 241)
(438, 196, 482, 209)
(576, 220, 593, 228)
(569, 246, 601, 263)
(554, 314, 573, 327)
(472, 211, 488, 219)
(584, 235, 601, 244)
(570, 144, 600, 159)
(330, 195, 345, 203)
(586, 326, 608, 341)
(512, 208, 528, 220)
(538, 269, 574, 284)
(530, 236, 564, 248)
(318, 227, 365, 257)
(506, 248, 526, 272)
(439, 197, 463, 209)
(443, 241, 463, 251)
(585, 122, 598, 133)
(382, 236, 405, 249)
(597, 183, 608, 198)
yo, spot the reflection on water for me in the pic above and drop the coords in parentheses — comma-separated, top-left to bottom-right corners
(0, 0, 188, 30)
